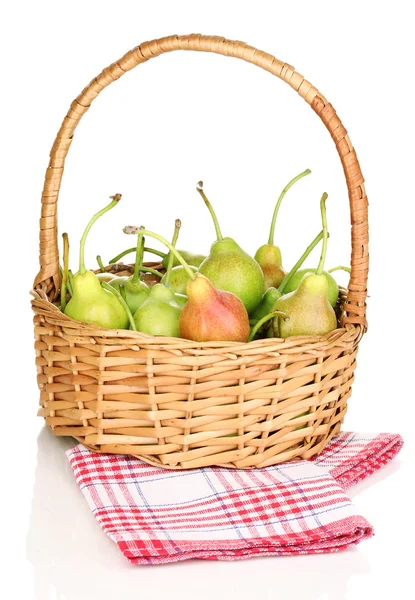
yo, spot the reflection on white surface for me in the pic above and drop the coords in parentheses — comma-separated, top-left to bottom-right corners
(26, 427, 379, 600)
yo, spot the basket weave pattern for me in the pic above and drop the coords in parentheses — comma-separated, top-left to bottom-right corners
(32, 35, 368, 469)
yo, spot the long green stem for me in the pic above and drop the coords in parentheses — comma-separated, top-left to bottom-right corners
(79, 194, 121, 274)
(328, 265, 351, 274)
(61, 233, 69, 312)
(196, 181, 223, 241)
(124, 226, 195, 280)
(59, 267, 68, 294)
(248, 311, 288, 342)
(278, 230, 325, 294)
(120, 284, 128, 303)
(137, 265, 164, 278)
(96, 255, 106, 272)
(101, 281, 137, 331)
(164, 220, 181, 287)
(109, 246, 166, 264)
(268, 169, 311, 245)
(316, 193, 329, 276)
(131, 227, 145, 284)
(109, 248, 134, 263)
(144, 247, 166, 259)
(68, 270, 74, 296)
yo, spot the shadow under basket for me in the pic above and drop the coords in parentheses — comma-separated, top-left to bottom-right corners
(31, 34, 368, 469)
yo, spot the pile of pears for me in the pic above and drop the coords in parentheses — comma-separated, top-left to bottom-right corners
(60, 170, 349, 343)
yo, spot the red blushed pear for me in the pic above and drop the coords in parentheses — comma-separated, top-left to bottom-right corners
(180, 274, 250, 343)
(254, 169, 311, 290)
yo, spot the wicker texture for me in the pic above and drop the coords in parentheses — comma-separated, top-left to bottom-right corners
(32, 35, 368, 469)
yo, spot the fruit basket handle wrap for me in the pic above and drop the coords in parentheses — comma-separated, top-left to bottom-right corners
(33, 34, 368, 329)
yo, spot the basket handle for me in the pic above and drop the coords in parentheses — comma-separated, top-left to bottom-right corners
(34, 34, 368, 330)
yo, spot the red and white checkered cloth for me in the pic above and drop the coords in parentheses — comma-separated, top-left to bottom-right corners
(67, 432, 403, 565)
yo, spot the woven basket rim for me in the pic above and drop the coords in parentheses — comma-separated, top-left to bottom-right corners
(31, 285, 362, 352)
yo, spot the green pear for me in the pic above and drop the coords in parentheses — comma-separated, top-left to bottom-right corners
(132, 220, 184, 336)
(274, 273, 337, 338)
(283, 268, 339, 307)
(196, 182, 264, 313)
(66, 270, 128, 329)
(64, 194, 128, 329)
(199, 238, 264, 313)
(133, 284, 181, 337)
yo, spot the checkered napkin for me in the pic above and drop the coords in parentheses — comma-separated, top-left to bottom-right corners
(67, 432, 403, 565)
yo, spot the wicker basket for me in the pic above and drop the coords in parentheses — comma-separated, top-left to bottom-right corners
(32, 34, 368, 469)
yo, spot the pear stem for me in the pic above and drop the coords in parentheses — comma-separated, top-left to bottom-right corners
(101, 281, 137, 331)
(268, 169, 311, 245)
(131, 227, 145, 284)
(68, 270, 74, 296)
(60, 267, 73, 298)
(79, 194, 121, 275)
(278, 229, 325, 294)
(137, 266, 164, 278)
(96, 255, 106, 273)
(109, 246, 166, 264)
(61, 233, 69, 312)
(248, 311, 288, 342)
(164, 220, 181, 288)
(120, 284, 128, 303)
(196, 181, 223, 241)
(328, 265, 351, 274)
(144, 247, 167, 259)
(59, 266, 72, 297)
(316, 193, 329, 276)
(124, 226, 195, 281)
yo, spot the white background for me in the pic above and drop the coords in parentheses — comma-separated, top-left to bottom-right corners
(1, 1, 414, 598)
